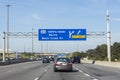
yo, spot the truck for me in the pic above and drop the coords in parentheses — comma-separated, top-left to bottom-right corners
(72, 56, 81, 63)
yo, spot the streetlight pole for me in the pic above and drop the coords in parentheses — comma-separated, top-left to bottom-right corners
(106, 10, 111, 62)
(31, 28, 34, 59)
(41, 41, 42, 53)
(3, 32, 6, 62)
(6, 4, 10, 56)
(46, 42, 48, 53)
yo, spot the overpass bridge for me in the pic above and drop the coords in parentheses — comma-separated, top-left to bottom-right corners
(34, 53, 70, 57)
(38, 53, 57, 56)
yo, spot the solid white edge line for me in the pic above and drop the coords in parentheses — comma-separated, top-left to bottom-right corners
(93, 79, 98, 80)
(34, 77, 39, 80)
(44, 69, 47, 72)
(79, 70, 83, 72)
(75, 66, 99, 80)
(84, 73, 90, 77)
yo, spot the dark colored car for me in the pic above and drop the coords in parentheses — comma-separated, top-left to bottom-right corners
(54, 57, 73, 72)
(72, 57, 81, 63)
(42, 58, 50, 63)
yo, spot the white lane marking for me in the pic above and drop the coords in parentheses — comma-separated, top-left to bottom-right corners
(75, 68, 78, 70)
(34, 77, 39, 80)
(44, 69, 47, 72)
(93, 79, 98, 80)
(83, 72, 99, 80)
(75, 66, 98, 80)
(79, 70, 83, 72)
(84, 73, 90, 77)
(7, 70, 12, 73)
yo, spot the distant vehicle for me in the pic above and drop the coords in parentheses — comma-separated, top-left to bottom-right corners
(48, 57, 54, 61)
(5, 57, 11, 61)
(42, 58, 50, 63)
(57, 53, 67, 58)
(72, 57, 81, 63)
(38, 57, 42, 60)
(54, 57, 73, 72)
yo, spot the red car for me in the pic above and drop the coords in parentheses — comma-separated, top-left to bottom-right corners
(54, 58, 73, 72)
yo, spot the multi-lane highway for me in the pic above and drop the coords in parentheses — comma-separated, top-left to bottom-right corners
(0, 61, 120, 80)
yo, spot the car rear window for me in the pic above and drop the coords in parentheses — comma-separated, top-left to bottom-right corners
(57, 58, 70, 62)
(43, 58, 48, 60)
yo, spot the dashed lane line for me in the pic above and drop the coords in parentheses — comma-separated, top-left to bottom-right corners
(34, 77, 39, 80)
(34, 64, 51, 80)
(79, 70, 83, 72)
(34, 69, 48, 80)
(84, 73, 91, 77)
(93, 79, 99, 80)
(74, 66, 100, 80)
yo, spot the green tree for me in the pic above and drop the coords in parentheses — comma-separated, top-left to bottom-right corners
(112, 42, 120, 61)
(95, 44, 107, 60)
(86, 42, 120, 62)
(72, 52, 80, 57)
(72, 51, 87, 58)
(21, 52, 31, 58)
(87, 44, 107, 60)
(87, 49, 96, 59)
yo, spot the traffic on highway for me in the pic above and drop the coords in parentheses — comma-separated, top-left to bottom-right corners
(0, 58, 119, 80)
(0, 0, 120, 80)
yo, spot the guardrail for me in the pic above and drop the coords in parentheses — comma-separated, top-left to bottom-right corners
(0, 60, 37, 66)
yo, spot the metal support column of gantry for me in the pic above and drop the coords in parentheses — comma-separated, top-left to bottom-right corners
(106, 10, 111, 62)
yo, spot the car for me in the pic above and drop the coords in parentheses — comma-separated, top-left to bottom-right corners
(72, 57, 81, 63)
(54, 57, 73, 72)
(49, 57, 54, 61)
(42, 58, 50, 63)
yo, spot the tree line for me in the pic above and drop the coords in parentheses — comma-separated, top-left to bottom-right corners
(71, 42, 120, 61)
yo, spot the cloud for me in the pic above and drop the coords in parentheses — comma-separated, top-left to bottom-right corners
(32, 13, 46, 21)
(112, 18, 120, 21)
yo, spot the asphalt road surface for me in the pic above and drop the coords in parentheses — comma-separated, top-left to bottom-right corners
(0, 61, 120, 80)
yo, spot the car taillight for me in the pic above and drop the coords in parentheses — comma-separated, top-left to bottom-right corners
(68, 63, 72, 66)
(55, 63, 60, 66)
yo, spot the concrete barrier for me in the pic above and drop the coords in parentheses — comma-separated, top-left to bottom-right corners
(81, 59, 120, 69)
(0, 60, 33, 66)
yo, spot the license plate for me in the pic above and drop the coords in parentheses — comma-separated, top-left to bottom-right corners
(62, 63, 67, 66)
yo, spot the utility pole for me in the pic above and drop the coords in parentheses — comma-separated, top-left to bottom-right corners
(31, 28, 34, 59)
(106, 10, 111, 62)
(6, 4, 10, 56)
(3, 32, 6, 62)
(41, 42, 42, 53)
(46, 42, 48, 53)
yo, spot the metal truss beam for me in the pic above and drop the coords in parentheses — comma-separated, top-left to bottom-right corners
(6, 31, 106, 38)
(8, 32, 38, 38)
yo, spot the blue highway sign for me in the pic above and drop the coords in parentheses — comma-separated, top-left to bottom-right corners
(38, 29, 86, 41)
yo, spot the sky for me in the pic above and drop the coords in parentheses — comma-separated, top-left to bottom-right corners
(0, 0, 120, 53)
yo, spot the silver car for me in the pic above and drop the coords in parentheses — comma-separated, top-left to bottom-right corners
(54, 57, 73, 72)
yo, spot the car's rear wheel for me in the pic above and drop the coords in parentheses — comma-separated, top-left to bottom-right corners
(70, 67, 73, 71)
(54, 68, 57, 72)
(54, 69, 57, 72)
